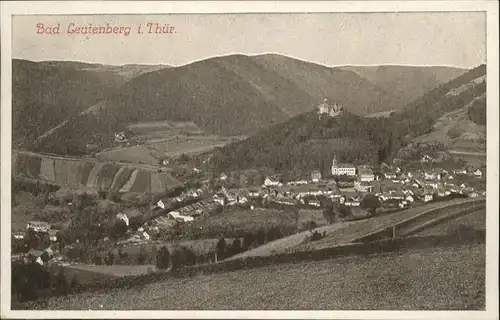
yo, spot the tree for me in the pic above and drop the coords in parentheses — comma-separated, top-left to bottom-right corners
(54, 267, 68, 295)
(137, 246, 147, 264)
(228, 238, 242, 257)
(322, 201, 337, 224)
(155, 246, 170, 270)
(255, 229, 266, 245)
(181, 247, 197, 266)
(242, 232, 254, 250)
(69, 275, 79, 291)
(104, 251, 115, 266)
(171, 249, 182, 271)
(109, 219, 128, 240)
(307, 220, 318, 232)
(215, 237, 226, 262)
(360, 194, 382, 215)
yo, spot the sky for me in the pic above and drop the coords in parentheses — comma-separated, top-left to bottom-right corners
(12, 12, 486, 68)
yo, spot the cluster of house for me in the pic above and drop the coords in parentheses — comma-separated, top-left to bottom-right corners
(212, 156, 485, 211)
(13, 221, 59, 242)
(11, 221, 61, 265)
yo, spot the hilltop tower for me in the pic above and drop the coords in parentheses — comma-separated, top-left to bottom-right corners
(332, 156, 338, 168)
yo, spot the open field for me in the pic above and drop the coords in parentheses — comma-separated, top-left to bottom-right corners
(181, 208, 329, 239)
(39, 243, 485, 310)
(47, 264, 119, 284)
(96, 134, 241, 164)
(65, 264, 156, 278)
(294, 198, 484, 252)
(118, 239, 221, 258)
(364, 110, 394, 118)
(228, 220, 362, 260)
(414, 209, 485, 237)
(96, 145, 158, 165)
(127, 120, 202, 134)
(147, 136, 231, 158)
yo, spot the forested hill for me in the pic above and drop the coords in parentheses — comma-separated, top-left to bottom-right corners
(208, 110, 385, 179)
(12, 59, 168, 148)
(208, 64, 486, 178)
(18, 54, 467, 156)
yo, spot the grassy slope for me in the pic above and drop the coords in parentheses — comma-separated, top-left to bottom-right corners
(339, 65, 468, 107)
(12, 60, 168, 148)
(40, 243, 485, 310)
(253, 54, 405, 115)
(414, 209, 485, 236)
(296, 199, 482, 252)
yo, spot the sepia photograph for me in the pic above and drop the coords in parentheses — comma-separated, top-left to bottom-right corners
(1, 1, 498, 319)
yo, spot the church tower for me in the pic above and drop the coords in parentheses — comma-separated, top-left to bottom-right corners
(331, 155, 339, 176)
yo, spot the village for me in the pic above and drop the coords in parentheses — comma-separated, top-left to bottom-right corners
(12, 148, 486, 270)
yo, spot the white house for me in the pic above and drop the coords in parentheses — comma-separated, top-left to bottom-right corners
(423, 194, 434, 202)
(248, 189, 261, 198)
(26, 221, 51, 233)
(309, 199, 321, 207)
(424, 170, 441, 181)
(156, 200, 166, 209)
(311, 170, 322, 182)
(344, 200, 360, 207)
(238, 196, 248, 204)
(331, 156, 356, 176)
(49, 230, 59, 242)
(358, 167, 375, 182)
(13, 232, 25, 240)
(264, 175, 282, 187)
(421, 154, 433, 162)
(116, 213, 130, 226)
(168, 211, 194, 222)
(383, 172, 397, 179)
(354, 181, 373, 193)
(474, 169, 483, 177)
(453, 168, 467, 175)
(220, 173, 228, 181)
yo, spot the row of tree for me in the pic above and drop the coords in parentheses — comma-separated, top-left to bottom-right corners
(11, 261, 78, 302)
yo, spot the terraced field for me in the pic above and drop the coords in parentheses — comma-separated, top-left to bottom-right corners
(39, 243, 485, 310)
(12, 151, 181, 194)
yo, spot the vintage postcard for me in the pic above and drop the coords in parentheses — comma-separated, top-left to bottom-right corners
(1, 1, 499, 319)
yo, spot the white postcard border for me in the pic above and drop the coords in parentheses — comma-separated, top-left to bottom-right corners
(1, 1, 498, 319)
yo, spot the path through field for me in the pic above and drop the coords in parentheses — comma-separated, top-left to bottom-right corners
(227, 220, 362, 260)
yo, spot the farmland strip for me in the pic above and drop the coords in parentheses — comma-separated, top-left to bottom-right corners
(119, 169, 139, 193)
(39, 158, 56, 182)
(86, 163, 105, 188)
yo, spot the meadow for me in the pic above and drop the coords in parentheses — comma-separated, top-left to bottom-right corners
(39, 243, 485, 310)
(294, 198, 484, 252)
(178, 207, 329, 240)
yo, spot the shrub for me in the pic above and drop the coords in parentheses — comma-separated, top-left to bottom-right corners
(155, 246, 170, 270)
(216, 237, 227, 261)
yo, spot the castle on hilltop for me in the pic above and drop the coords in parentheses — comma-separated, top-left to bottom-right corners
(317, 98, 343, 117)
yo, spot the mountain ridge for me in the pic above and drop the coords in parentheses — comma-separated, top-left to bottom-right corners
(207, 64, 486, 177)
(13, 54, 469, 156)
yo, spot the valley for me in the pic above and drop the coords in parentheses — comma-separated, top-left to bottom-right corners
(10, 56, 488, 312)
